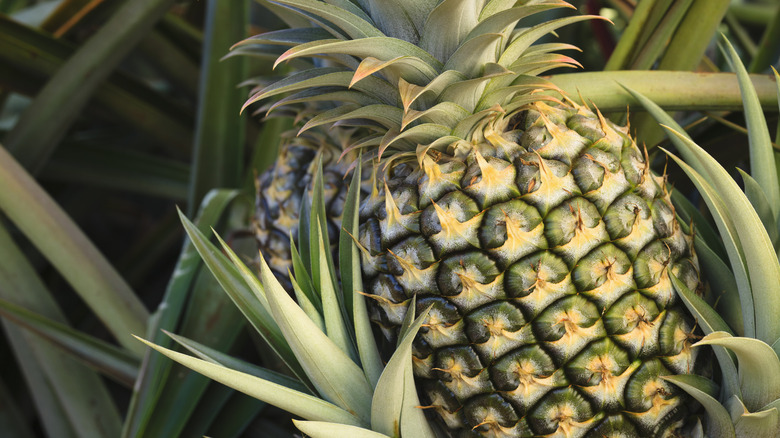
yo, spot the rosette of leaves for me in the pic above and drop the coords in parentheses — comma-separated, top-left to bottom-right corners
(138, 160, 441, 437)
(633, 36, 780, 437)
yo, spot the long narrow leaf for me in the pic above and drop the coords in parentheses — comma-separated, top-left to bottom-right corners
(0, 298, 139, 387)
(721, 36, 780, 219)
(177, 209, 305, 379)
(0, 145, 147, 353)
(259, 254, 374, 424)
(4, 0, 178, 173)
(135, 337, 363, 426)
(187, 0, 249, 211)
(0, 223, 121, 437)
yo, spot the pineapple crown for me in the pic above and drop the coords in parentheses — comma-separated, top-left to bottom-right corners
(235, 0, 601, 163)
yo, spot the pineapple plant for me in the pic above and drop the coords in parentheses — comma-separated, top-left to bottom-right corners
(253, 119, 357, 290)
(238, 0, 704, 435)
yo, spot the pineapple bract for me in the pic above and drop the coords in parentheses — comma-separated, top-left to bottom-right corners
(242, 0, 705, 436)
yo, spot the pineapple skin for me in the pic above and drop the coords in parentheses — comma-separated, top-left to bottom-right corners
(254, 129, 350, 290)
(359, 102, 702, 437)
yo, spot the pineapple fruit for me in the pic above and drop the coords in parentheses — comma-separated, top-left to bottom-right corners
(140, 3, 780, 436)
(254, 123, 355, 290)
(243, 0, 704, 435)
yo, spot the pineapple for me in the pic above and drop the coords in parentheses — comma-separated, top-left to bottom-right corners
(254, 122, 355, 290)
(242, 0, 705, 436)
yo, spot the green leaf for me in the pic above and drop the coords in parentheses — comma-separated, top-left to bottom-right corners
(721, 36, 780, 220)
(177, 209, 304, 379)
(135, 337, 363, 426)
(657, 0, 730, 71)
(0, 298, 139, 387)
(372, 307, 435, 438)
(259, 254, 374, 424)
(316, 217, 358, 361)
(662, 374, 735, 438)
(187, 0, 249, 212)
(291, 275, 326, 332)
(604, 0, 657, 70)
(696, 332, 780, 412)
(0, 223, 121, 438)
(275, 38, 441, 77)
(694, 236, 743, 336)
(628, 0, 693, 70)
(293, 421, 391, 438)
(738, 169, 779, 247)
(0, 16, 193, 153)
(671, 272, 740, 402)
(671, 188, 725, 258)
(341, 160, 383, 388)
(4, 0, 178, 173)
(268, 0, 384, 39)
(164, 331, 310, 394)
(0, 377, 34, 438)
(0, 145, 147, 354)
(550, 71, 779, 113)
(734, 408, 779, 437)
(662, 131, 780, 345)
(291, 238, 322, 311)
(124, 190, 239, 438)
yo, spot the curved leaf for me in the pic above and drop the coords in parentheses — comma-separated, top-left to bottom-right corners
(696, 332, 780, 412)
(135, 337, 362, 426)
(259, 254, 373, 423)
(662, 374, 735, 438)
(293, 420, 391, 438)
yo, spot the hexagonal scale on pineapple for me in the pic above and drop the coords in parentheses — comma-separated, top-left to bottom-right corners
(603, 292, 665, 359)
(543, 197, 609, 267)
(532, 295, 606, 365)
(433, 346, 494, 400)
(491, 345, 569, 415)
(462, 149, 520, 209)
(527, 387, 600, 437)
(505, 251, 576, 319)
(420, 190, 483, 256)
(565, 338, 639, 411)
(602, 193, 657, 260)
(572, 243, 636, 310)
(478, 199, 548, 267)
(464, 301, 533, 361)
(516, 153, 580, 216)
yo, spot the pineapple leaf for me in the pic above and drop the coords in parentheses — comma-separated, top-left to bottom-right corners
(135, 337, 364, 427)
(163, 330, 311, 394)
(244, 69, 398, 110)
(419, 0, 482, 63)
(498, 15, 600, 68)
(259, 254, 374, 423)
(721, 35, 780, 220)
(340, 159, 384, 388)
(274, 38, 441, 77)
(290, 237, 322, 312)
(301, 105, 404, 134)
(291, 275, 327, 332)
(317, 217, 359, 362)
(293, 420, 392, 438)
(671, 189, 726, 259)
(663, 132, 780, 345)
(371, 307, 435, 438)
(661, 375, 735, 438)
(604, 0, 656, 70)
(693, 236, 743, 336)
(402, 102, 470, 129)
(267, 0, 383, 39)
(177, 209, 305, 382)
(444, 33, 503, 78)
(232, 27, 334, 48)
(737, 169, 779, 247)
(663, 148, 753, 337)
(696, 332, 780, 412)
(670, 272, 741, 402)
(0, 145, 147, 354)
(0, 298, 139, 387)
(734, 408, 780, 437)
(269, 89, 382, 114)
